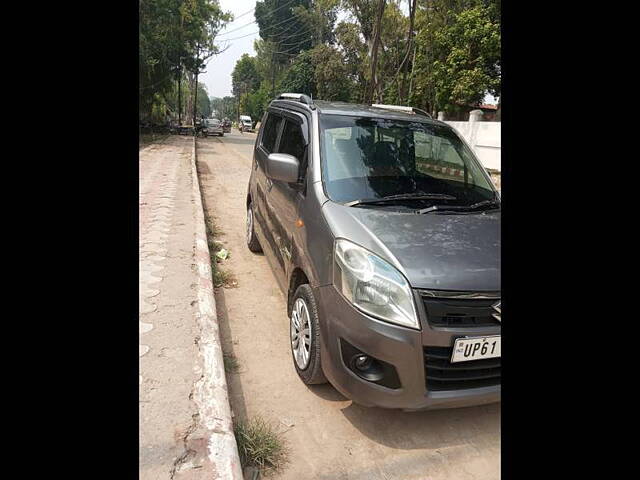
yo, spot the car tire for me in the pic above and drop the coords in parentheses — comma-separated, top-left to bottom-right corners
(290, 285, 327, 385)
(246, 203, 262, 253)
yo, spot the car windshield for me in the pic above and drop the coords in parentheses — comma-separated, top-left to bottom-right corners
(319, 115, 497, 207)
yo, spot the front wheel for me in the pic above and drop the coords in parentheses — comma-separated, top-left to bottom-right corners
(290, 285, 327, 385)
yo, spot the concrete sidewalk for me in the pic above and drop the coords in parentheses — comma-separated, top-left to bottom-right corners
(139, 136, 241, 479)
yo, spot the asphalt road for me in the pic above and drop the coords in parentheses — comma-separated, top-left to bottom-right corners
(197, 130, 500, 480)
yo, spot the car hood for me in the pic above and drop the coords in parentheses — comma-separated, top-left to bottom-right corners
(322, 201, 500, 291)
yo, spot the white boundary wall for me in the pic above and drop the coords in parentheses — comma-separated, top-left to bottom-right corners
(445, 119, 501, 172)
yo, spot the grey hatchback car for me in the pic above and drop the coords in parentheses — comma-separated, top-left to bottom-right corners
(245, 93, 500, 410)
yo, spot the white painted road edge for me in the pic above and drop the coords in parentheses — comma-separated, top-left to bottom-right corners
(190, 137, 243, 479)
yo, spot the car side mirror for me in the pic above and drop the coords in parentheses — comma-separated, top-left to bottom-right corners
(266, 153, 300, 183)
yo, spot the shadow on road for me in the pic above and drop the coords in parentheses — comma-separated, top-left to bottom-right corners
(212, 285, 250, 423)
(306, 383, 348, 402)
(339, 400, 500, 450)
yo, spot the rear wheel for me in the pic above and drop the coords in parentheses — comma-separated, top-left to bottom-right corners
(246, 203, 262, 253)
(290, 285, 327, 385)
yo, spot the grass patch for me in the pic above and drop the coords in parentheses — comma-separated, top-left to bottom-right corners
(205, 216, 219, 238)
(202, 212, 237, 288)
(223, 353, 240, 373)
(234, 416, 288, 473)
(213, 267, 237, 288)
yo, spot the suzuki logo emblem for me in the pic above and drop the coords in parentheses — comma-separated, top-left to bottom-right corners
(492, 301, 501, 322)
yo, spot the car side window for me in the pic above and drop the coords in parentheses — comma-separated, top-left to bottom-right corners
(277, 119, 307, 182)
(261, 113, 282, 154)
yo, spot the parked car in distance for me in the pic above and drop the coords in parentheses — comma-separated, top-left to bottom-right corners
(204, 118, 224, 136)
(239, 115, 253, 132)
(222, 118, 232, 133)
(245, 93, 501, 410)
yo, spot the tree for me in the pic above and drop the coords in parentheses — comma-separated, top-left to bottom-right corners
(279, 50, 317, 96)
(220, 0, 500, 117)
(232, 54, 262, 115)
(139, 0, 231, 124)
(293, 0, 339, 47)
(210, 96, 238, 119)
(432, 4, 500, 110)
(310, 45, 353, 101)
(255, 0, 312, 54)
(412, 0, 501, 115)
(196, 83, 211, 117)
(335, 21, 368, 102)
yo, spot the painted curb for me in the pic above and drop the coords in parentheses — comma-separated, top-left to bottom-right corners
(190, 136, 243, 479)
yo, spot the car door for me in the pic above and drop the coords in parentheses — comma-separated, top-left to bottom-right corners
(266, 112, 309, 283)
(252, 109, 286, 280)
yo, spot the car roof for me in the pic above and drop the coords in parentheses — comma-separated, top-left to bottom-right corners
(270, 98, 445, 126)
(314, 100, 444, 124)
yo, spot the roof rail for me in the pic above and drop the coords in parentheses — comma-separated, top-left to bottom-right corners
(276, 93, 315, 109)
(371, 104, 432, 119)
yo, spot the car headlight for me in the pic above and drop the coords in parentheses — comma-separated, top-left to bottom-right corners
(333, 238, 419, 329)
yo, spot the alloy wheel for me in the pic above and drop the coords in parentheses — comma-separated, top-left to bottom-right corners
(291, 298, 312, 369)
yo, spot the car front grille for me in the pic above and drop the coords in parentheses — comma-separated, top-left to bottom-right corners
(419, 291, 501, 328)
(424, 346, 501, 391)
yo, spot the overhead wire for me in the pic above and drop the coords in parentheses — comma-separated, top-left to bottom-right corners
(216, 0, 300, 37)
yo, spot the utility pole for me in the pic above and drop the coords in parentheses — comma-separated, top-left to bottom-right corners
(178, 65, 182, 125)
(271, 50, 276, 99)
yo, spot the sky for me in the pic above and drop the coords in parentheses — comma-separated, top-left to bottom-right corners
(200, 0, 499, 105)
(201, 0, 260, 99)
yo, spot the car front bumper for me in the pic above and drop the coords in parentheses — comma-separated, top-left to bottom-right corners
(314, 285, 501, 410)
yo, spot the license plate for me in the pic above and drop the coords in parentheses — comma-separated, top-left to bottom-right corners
(451, 335, 501, 363)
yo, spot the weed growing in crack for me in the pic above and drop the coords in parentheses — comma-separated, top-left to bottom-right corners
(234, 416, 288, 473)
(202, 208, 237, 288)
(213, 268, 237, 288)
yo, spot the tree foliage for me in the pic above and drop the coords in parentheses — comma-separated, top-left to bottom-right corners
(229, 0, 500, 120)
(210, 96, 238, 119)
(412, 0, 500, 115)
(279, 50, 317, 97)
(139, 0, 231, 123)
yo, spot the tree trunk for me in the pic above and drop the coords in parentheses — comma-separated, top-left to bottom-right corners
(365, 0, 386, 104)
(193, 73, 198, 126)
(398, 0, 417, 103)
(408, 43, 417, 103)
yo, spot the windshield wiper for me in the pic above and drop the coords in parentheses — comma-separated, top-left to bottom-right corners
(417, 198, 500, 214)
(417, 205, 439, 214)
(465, 199, 501, 210)
(345, 193, 457, 207)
